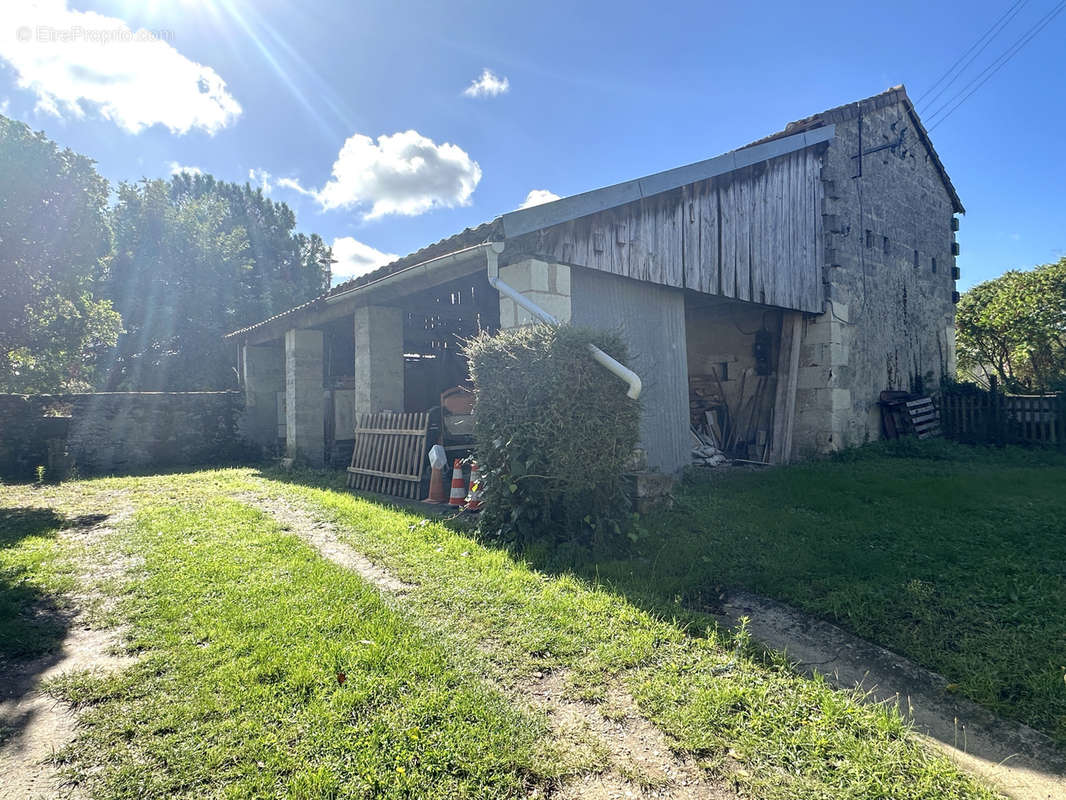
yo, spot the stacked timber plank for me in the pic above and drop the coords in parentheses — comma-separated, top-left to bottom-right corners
(347, 412, 430, 498)
(690, 368, 776, 464)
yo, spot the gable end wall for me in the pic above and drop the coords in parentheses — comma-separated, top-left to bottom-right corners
(792, 100, 959, 456)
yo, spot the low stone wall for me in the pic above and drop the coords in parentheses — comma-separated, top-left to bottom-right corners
(0, 392, 249, 480)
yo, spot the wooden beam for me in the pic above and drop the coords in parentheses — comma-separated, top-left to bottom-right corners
(781, 313, 803, 463)
(770, 312, 803, 464)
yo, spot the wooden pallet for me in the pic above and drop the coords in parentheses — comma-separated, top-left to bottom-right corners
(347, 412, 430, 498)
(905, 396, 941, 439)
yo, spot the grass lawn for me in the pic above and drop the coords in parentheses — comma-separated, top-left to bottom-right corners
(587, 440, 1066, 743)
(0, 466, 1001, 798)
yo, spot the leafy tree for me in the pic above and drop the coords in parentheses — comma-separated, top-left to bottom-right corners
(102, 176, 330, 390)
(956, 258, 1066, 392)
(0, 115, 122, 392)
(168, 173, 331, 319)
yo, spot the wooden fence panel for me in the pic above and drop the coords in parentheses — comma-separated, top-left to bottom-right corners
(940, 391, 1064, 448)
(347, 412, 430, 498)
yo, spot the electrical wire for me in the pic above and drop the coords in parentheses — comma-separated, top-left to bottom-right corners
(915, 0, 1029, 110)
(925, 0, 1066, 131)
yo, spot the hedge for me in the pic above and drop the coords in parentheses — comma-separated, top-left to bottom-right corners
(465, 324, 640, 548)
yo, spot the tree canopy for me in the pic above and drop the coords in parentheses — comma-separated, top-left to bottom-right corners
(102, 176, 330, 390)
(956, 258, 1066, 393)
(0, 116, 331, 393)
(0, 115, 122, 392)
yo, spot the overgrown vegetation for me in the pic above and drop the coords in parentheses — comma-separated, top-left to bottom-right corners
(956, 257, 1066, 392)
(582, 440, 1066, 742)
(466, 325, 640, 549)
(0, 470, 998, 799)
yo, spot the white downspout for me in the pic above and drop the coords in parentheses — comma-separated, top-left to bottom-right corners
(486, 242, 643, 400)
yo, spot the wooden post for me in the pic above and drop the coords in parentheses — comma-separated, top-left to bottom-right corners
(770, 312, 803, 464)
(1057, 394, 1066, 449)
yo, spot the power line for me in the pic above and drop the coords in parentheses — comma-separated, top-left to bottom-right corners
(915, 0, 1029, 109)
(925, 0, 1066, 131)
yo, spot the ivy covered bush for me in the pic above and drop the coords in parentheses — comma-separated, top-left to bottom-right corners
(465, 324, 640, 548)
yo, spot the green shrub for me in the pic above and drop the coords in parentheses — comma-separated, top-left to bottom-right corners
(465, 325, 640, 548)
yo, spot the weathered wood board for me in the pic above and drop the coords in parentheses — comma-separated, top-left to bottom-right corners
(532, 148, 825, 313)
(347, 412, 430, 498)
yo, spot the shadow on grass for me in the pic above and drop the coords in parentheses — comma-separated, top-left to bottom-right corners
(0, 582, 72, 752)
(0, 507, 66, 548)
(0, 507, 102, 664)
(0, 507, 87, 751)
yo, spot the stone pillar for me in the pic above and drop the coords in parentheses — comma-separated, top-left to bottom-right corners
(498, 259, 572, 328)
(353, 306, 404, 418)
(242, 343, 284, 449)
(285, 328, 325, 466)
(792, 301, 854, 457)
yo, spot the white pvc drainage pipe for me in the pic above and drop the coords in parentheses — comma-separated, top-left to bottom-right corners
(486, 242, 642, 400)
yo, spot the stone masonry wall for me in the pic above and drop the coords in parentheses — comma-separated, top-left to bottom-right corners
(792, 99, 959, 456)
(0, 392, 248, 480)
(498, 259, 572, 326)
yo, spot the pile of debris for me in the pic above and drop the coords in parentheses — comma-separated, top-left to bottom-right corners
(691, 427, 728, 467)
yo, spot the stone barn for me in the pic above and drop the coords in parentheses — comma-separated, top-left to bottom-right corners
(225, 85, 962, 474)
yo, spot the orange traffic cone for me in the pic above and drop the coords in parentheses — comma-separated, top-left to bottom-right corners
(448, 459, 467, 506)
(423, 462, 446, 504)
(464, 461, 482, 511)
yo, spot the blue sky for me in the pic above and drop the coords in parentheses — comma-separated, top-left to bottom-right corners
(1, 0, 1063, 289)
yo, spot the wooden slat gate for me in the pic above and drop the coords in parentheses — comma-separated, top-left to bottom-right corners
(347, 412, 430, 499)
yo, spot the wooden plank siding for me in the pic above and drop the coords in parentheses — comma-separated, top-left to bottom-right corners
(531, 148, 825, 313)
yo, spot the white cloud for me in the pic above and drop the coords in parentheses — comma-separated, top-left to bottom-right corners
(249, 168, 271, 193)
(283, 130, 482, 219)
(519, 189, 561, 209)
(330, 236, 399, 282)
(463, 68, 510, 99)
(0, 1, 241, 134)
(276, 176, 314, 196)
(0, 98, 9, 115)
(168, 161, 202, 176)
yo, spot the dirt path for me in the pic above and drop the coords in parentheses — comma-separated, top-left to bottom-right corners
(241, 490, 737, 799)
(525, 671, 734, 800)
(715, 591, 1066, 800)
(0, 509, 135, 800)
(235, 492, 413, 594)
